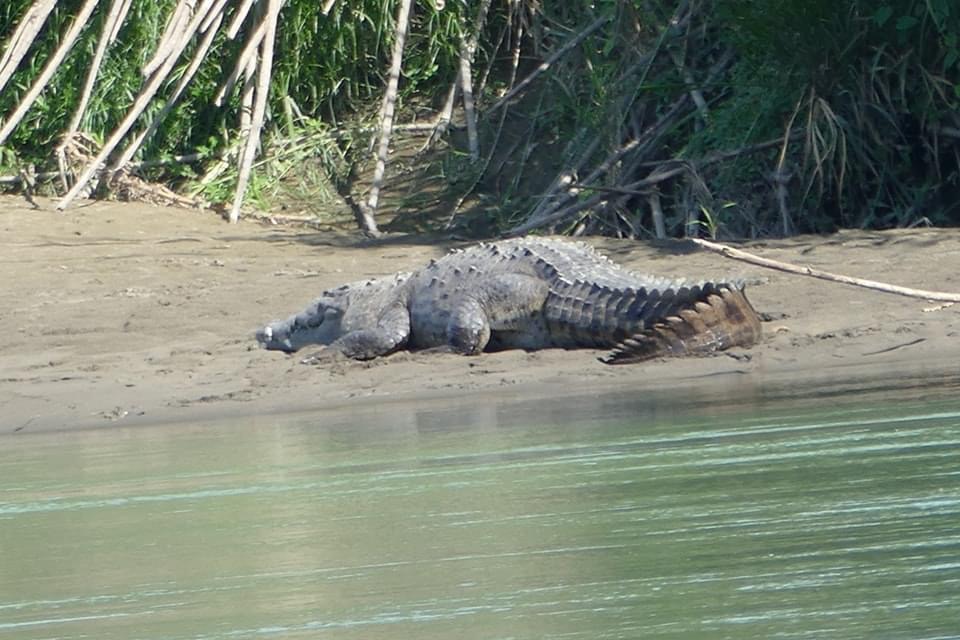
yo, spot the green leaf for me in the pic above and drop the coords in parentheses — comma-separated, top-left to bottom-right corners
(946, 50, 958, 70)
(895, 15, 919, 31)
(873, 6, 893, 27)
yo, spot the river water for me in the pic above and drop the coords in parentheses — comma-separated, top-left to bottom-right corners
(2, 375, 960, 639)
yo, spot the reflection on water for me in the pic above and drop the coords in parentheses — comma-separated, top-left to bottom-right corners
(2, 376, 959, 639)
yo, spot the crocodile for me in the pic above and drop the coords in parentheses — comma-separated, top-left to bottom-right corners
(256, 237, 762, 364)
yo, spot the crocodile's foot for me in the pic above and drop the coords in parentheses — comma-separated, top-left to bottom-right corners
(299, 347, 350, 365)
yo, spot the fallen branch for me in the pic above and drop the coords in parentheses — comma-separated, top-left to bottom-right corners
(691, 238, 960, 303)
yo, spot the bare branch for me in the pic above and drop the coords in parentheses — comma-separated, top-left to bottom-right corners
(692, 238, 960, 303)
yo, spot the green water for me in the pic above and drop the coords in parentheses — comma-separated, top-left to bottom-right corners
(2, 381, 959, 639)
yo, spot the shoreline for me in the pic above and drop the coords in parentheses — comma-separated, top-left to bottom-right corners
(3, 196, 959, 434)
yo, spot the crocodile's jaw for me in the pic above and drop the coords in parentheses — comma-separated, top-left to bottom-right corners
(257, 299, 347, 353)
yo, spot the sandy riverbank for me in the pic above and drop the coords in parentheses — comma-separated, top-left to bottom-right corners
(2, 195, 958, 433)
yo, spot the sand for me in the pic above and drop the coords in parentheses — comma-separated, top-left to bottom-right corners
(2, 195, 958, 434)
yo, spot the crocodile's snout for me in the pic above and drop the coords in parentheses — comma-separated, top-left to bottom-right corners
(256, 323, 295, 352)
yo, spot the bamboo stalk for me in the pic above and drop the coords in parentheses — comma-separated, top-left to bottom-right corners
(691, 238, 960, 303)
(57, 0, 132, 192)
(214, 15, 270, 106)
(238, 35, 258, 140)
(458, 0, 490, 161)
(364, 0, 415, 232)
(58, 0, 220, 210)
(225, 0, 256, 38)
(444, 7, 523, 229)
(106, 0, 133, 43)
(229, 0, 281, 223)
(0, 0, 58, 94)
(0, 0, 100, 148)
(63, 0, 133, 138)
(142, 0, 193, 78)
(111, 4, 226, 171)
(459, 44, 479, 160)
(199, 0, 225, 32)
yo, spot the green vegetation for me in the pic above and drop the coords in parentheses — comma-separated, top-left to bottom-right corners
(1, 0, 958, 237)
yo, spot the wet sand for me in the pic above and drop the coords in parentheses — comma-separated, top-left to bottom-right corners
(2, 195, 958, 433)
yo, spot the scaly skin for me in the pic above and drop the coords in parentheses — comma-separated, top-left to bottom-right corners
(256, 237, 762, 363)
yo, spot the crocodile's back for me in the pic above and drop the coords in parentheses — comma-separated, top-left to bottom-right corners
(405, 237, 761, 359)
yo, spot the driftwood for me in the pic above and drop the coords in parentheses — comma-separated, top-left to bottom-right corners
(692, 238, 960, 303)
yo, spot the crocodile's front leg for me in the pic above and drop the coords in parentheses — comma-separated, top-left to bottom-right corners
(304, 301, 411, 362)
(446, 274, 550, 354)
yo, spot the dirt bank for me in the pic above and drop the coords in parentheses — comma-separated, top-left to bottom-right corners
(2, 195, 958, 433)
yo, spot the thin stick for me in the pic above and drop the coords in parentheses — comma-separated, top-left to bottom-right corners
(0, 0, 99, 148)
(229, 0, 281, 223)
(648, 192, 666, 239)
(483, 15, 610, 117)
(365, 0, 414, 231)
(527, 134, 601, 221)
(420, 77, 458, 152)
(691, 238, 960, 303)
(0, 0, 58, 94)
(58, 0, 219, 210)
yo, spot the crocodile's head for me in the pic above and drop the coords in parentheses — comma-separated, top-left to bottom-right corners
(256, 286, 352, 353)
(256, 274, 410, 353)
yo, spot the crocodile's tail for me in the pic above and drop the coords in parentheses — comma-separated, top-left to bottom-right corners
(602, 285, 761, 364)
